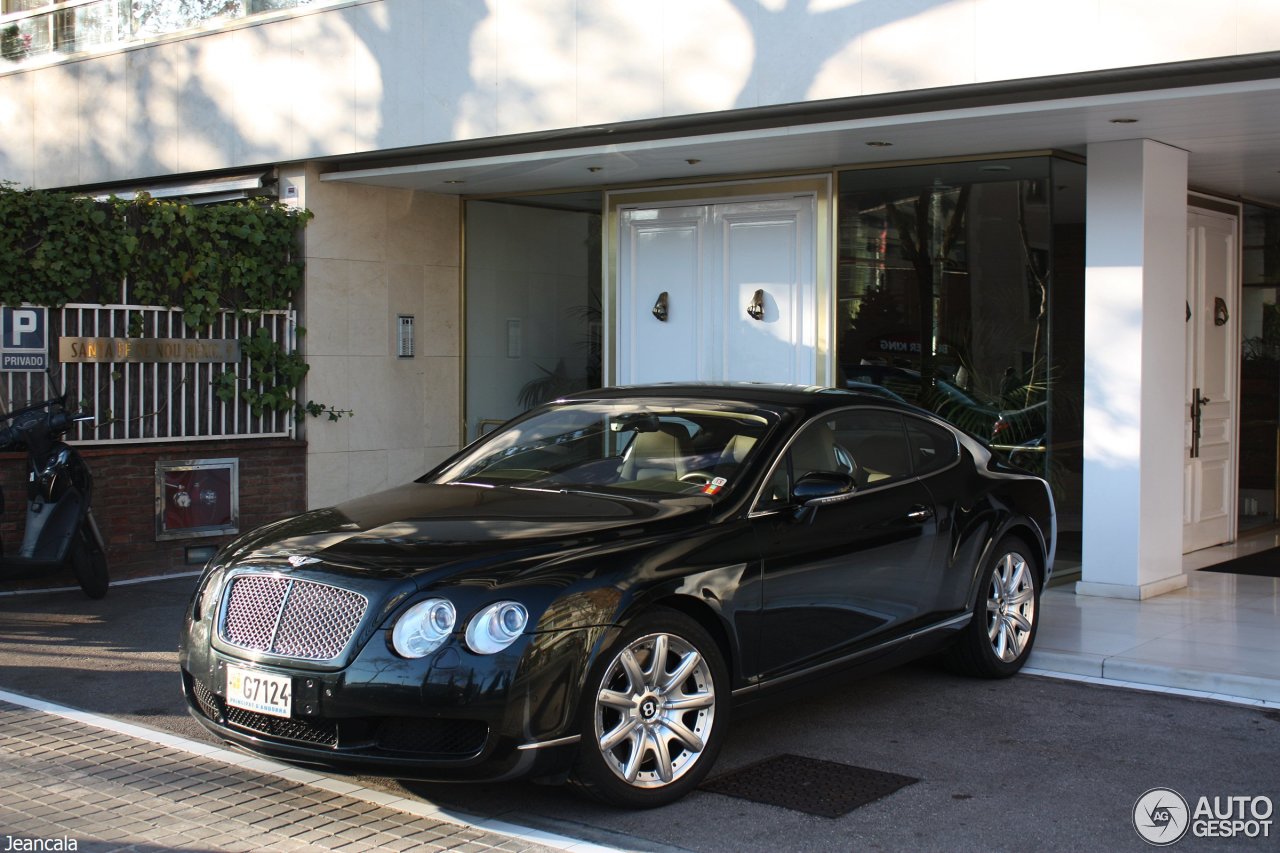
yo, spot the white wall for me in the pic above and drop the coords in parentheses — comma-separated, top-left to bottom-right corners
(4, 0, 1280, 189)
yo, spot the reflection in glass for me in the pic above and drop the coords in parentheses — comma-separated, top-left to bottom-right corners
(1239, 203, 1280, 531)
(464, 196, 602, 439)
(837, 157, 1084, 571)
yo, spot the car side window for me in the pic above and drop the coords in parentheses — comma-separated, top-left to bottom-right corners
(756, 409, 916, 511)
(829, 410, 913, 489)
(903, 416, 959, 476)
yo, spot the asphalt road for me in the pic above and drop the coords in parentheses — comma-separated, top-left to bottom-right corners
(1, 577, 1277, 853)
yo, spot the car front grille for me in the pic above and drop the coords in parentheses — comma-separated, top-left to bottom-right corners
(374, 717, 489, 757)
(190, 674, 222, 722)
(224, 706, 339, 747)
(219, 573, 368, 661)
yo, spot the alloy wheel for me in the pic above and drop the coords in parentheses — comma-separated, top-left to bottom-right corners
(593, 632, 716, 788)
(986, 550, 1036, 662)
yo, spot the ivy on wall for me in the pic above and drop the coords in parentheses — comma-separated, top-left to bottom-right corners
(0, 184, 346, 420)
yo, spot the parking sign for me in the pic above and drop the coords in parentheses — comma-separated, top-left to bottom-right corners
(1, 306, 49, 371)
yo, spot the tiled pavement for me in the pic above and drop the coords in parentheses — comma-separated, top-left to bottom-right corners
(0, 697, 579, 853)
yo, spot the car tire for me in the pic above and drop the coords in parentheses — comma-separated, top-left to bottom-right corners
(570, 607, 728, 808)
(948, 536, 1039, 678)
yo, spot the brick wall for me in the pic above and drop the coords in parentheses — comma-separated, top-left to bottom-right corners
(0, 438, 306, 591)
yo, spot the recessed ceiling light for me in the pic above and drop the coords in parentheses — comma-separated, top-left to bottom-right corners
(443, 179, 465, 185)
(865, 141, 893, 148)
(587, 166, 603, 173)
(1109, 117, 1139, 124)
(979, 164, 1012, 172)
(686, 158, 701, 165)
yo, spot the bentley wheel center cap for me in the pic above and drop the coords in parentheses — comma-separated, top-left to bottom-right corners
(638, 694, 660, 722)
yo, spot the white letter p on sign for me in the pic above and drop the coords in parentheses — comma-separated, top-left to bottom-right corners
(13, 309, 38, 337)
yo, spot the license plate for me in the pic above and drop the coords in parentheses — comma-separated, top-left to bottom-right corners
(225, 664, 292, 718)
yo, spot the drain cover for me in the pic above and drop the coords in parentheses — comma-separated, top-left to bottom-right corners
(700, 753, 917, 818)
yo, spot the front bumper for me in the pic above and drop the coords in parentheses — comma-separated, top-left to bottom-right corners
(179, 623, 606, 783)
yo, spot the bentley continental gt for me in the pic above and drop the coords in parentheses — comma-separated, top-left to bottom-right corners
(180, 383, 1055, 807)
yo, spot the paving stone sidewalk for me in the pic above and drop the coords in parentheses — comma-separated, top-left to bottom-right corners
(0, 699, 557, 853)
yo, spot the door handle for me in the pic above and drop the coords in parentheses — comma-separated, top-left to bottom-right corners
(1191, 389, 1210, 458)
(652, 291, 669, 322)
(907, 505, 934, 523)
(747, 289, 765, 321)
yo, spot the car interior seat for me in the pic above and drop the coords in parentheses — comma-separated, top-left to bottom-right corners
(854, 433, 911, 487)
(619, 423, 690, 481)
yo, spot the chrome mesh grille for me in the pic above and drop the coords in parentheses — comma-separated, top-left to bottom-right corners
(220, 573, 367, 661)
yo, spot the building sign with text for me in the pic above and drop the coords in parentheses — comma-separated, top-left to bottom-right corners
(1, 306, 49, 371)
(59, 337, 240, 364)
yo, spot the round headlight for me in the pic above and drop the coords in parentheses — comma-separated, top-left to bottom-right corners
(465, 601, 529, 655)
(391, 598, 456, 658)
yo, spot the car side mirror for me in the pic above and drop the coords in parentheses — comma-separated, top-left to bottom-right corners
(792, 472, 856, 507)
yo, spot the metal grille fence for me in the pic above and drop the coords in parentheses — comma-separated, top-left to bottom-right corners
(0, 303, 296, 444)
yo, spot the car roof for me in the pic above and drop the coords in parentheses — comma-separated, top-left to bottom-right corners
(558, 382, 921, 416)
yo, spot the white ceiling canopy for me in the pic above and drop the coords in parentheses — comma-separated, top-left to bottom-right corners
(322, 66, 1280, 207)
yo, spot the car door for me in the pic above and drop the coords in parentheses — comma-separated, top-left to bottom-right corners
(751, 408, 943, 679)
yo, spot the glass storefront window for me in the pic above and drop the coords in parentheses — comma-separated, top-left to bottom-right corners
(1239, 203, 1280, 531)
(463, 195, 603, 439)
(837, 157, 1084, 566)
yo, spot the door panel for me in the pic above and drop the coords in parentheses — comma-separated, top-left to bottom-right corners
(1184, 208, 1238, 553)
(752, 409, 942, 678)
(617, 206, 707, 384)
(718, 203, 815, 384)
(754, 480, 940, 678)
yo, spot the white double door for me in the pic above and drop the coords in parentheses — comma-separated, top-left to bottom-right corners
(616, 195, 817, 386)
(1183, 206, 1239, 553)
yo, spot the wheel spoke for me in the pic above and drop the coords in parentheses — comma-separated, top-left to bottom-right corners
(1009, 586, 1035, 607)
(1006, 620, 1026, 657)
(598, 689, 635, 711)
(664, 690, 714, 711)
(998, 554, 1014, 587)
(599, 717, 639, 752)
(987, 615, 1000, 642)
(647, 634, 669, 687)
(986, 596, 1001, 613)
(661, 650, 702, 694)
(660, 717, 705, 753)
(995, 621, 1009, 660)
(623, 729, 648, 783)
(1008, 611, 1033, 635)
(652, 731, 674, 783)
(1007, 559, 1026, 595)
(619, 649, 645, 692)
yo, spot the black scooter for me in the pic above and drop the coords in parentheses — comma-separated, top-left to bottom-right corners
(0, 396, 109, 598)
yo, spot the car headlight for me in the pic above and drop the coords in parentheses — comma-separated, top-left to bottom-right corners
(391, 598, 456, 658)
(465, 601, 529, 654)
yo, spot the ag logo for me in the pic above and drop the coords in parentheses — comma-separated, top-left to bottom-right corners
(1134, 787, 1190, 846)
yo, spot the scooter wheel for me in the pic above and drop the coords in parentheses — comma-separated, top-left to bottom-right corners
(70, 536, 109, 600)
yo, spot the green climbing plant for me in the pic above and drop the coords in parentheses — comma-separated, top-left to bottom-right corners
(0, 183, 346, 421)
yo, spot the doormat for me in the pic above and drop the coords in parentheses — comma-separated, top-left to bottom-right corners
(1199, 546, 1280, 578)
(700, 753, 917, 818)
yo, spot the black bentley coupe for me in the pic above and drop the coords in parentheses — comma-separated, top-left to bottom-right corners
(180, 384, 1055, 807)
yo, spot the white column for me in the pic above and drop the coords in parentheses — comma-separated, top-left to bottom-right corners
(1077, 139, 1189, 600)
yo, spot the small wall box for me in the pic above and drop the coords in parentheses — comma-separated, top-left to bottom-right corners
(156, 458, 239, 541)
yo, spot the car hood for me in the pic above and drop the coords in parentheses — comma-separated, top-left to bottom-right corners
(217, 482, 711, 583)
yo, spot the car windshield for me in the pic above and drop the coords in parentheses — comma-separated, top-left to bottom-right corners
(427, 399, 778, 501)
